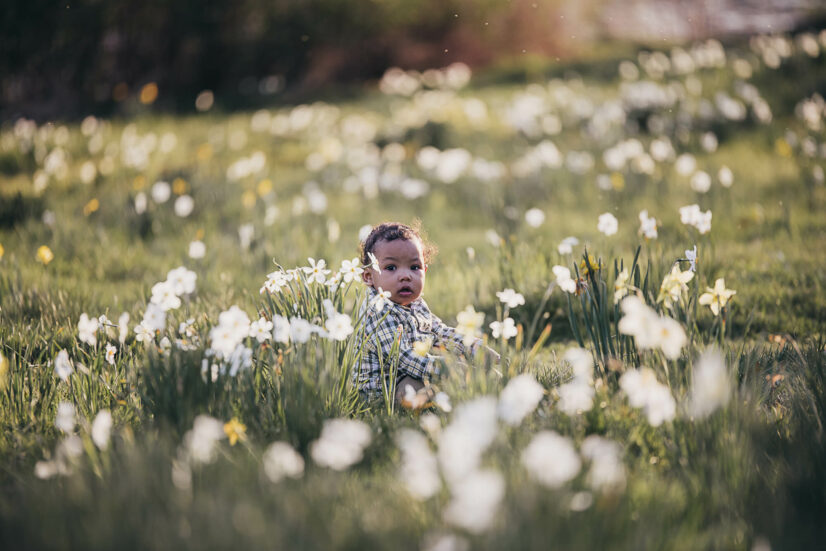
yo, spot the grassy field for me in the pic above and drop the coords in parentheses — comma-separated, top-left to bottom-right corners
(2, 33, 826, 550)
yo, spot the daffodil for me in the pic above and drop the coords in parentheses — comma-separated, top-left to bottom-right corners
(0, 243, 4, 260)
(579, 255, 599, 277)
(657, 265, 694, 308)
(613, 268, 630, 304)
(37, 245, 54, 265)
(413, 337, 433, 357)
(699, 278, 736, 315)
(223, 418, 247, 446)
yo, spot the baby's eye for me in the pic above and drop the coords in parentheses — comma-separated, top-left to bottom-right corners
(411, 264, 421, 270)
(385, 265, 396, 271)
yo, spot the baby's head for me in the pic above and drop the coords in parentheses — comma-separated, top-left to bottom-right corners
(360, 222, 437, 307)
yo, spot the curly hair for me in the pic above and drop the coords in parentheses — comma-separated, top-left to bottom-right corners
(359, 221, 438, 266)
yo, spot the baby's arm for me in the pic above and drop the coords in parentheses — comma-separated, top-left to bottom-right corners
(430, 313, 480, 358)
(364, 309, 442, 381)
(431, 313, 500, 364)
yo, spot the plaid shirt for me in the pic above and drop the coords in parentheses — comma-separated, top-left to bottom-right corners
(355, 287, 479, 397)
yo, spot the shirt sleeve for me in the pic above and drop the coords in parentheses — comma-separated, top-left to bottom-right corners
(363, 308, 441, 380)
(430, 312, 480, 359)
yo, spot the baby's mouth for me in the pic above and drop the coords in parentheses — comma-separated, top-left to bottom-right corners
(398, 286, 413, 296)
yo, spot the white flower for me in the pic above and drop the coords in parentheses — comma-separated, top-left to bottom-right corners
(239, 223, 255, 250)
(656, 316, 688, 360)
(263, 442, 305, 482)
(134, 192, 148, 214)
(557, 381, 594, 415)
(690, 171, 712, 193)
(524, 208, 545, 228)
(150, 280, 182, 311)
(260, 270, 290, 294)
(396, 429, 441, 500)
(105, 343, 117, 365)
(249, 317, 274, 343)
(78, 313, 99, 346)
(91, 410, 113, 450)
(552, 265, 577, 294)
(289, 317, 314, 344)
(302, 257, 330, 284)
(55, 402, 76, 433)
(134, 322, 156, 342)
(618, 296, 686, 359)
(619, 368, 676, 426)
(272, 315, 291, 344)
(597, 212, 618, 236)
(638, 209, 658, 239)
(689, 348, 731, 418)
(118, 312, 130, 343)
(675, 153, 696, 176)
(166, 266, 197, 296)
(581, 435, 625, 491)
(679, 204, 702, 225)
(485, 229, 501, 247)
(324, 312, 354, 341)
(371, 287, 391, 312)
(521, 431, 581, 488)
(489, 318, 518, 340)
(151, 180, 171, 203)
(433, 392, 452, 413)
(455, 306, 484, 347)
(498, 374, 544, 425)
(359, 224, 373, 243)
(438, 397, 498, 484)
(496, 288, 525, 308)
(209, 306, 251, 358)
(685, 245, 697, 272)
(557, 236, 579, 255)
(182, 415, 226, 464)
(339, 257, 364, 283)
(563, 347, 593, 383)
(443, 469, 504, 534)
(173, 194, 194, 217)
(54, 349, 73, 382)
(679, 204, 712, 234)
(188, 240, 206, 259)
(367, 252, 381, 273)
(718, 166, 733, 188)
(310, 418, 372, 470)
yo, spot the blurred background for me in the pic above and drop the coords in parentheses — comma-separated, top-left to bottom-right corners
(3, 0, 825, 120)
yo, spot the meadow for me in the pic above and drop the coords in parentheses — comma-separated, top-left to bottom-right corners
(1, 31, 826, 550)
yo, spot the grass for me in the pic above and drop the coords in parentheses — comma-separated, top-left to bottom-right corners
(2, 32, 826, 550)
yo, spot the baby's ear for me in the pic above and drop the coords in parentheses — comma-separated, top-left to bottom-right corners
(362, 268, 374, 287)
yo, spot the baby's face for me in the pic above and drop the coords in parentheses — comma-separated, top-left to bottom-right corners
(363, 238, 426, 307)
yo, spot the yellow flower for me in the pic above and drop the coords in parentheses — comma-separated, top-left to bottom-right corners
(413, 337, 433, 357)
(36, 245, 54, 265)
(223, 418, 247, 446)
(0, 243, 4, 260)
(140, 82, 159, 104)
(657, 265, 694, 308)
(257, 179, 273, 197)
(614, 268, 630, 304)
(196, 143, 213, 162)
(172, 177, 188, 195)
(579, 255, 599, 276)
(699, 278, 736, 316)
(83, 198, 100, 216)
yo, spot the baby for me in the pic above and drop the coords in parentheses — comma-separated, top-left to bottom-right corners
(355, 221, 488, 406)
